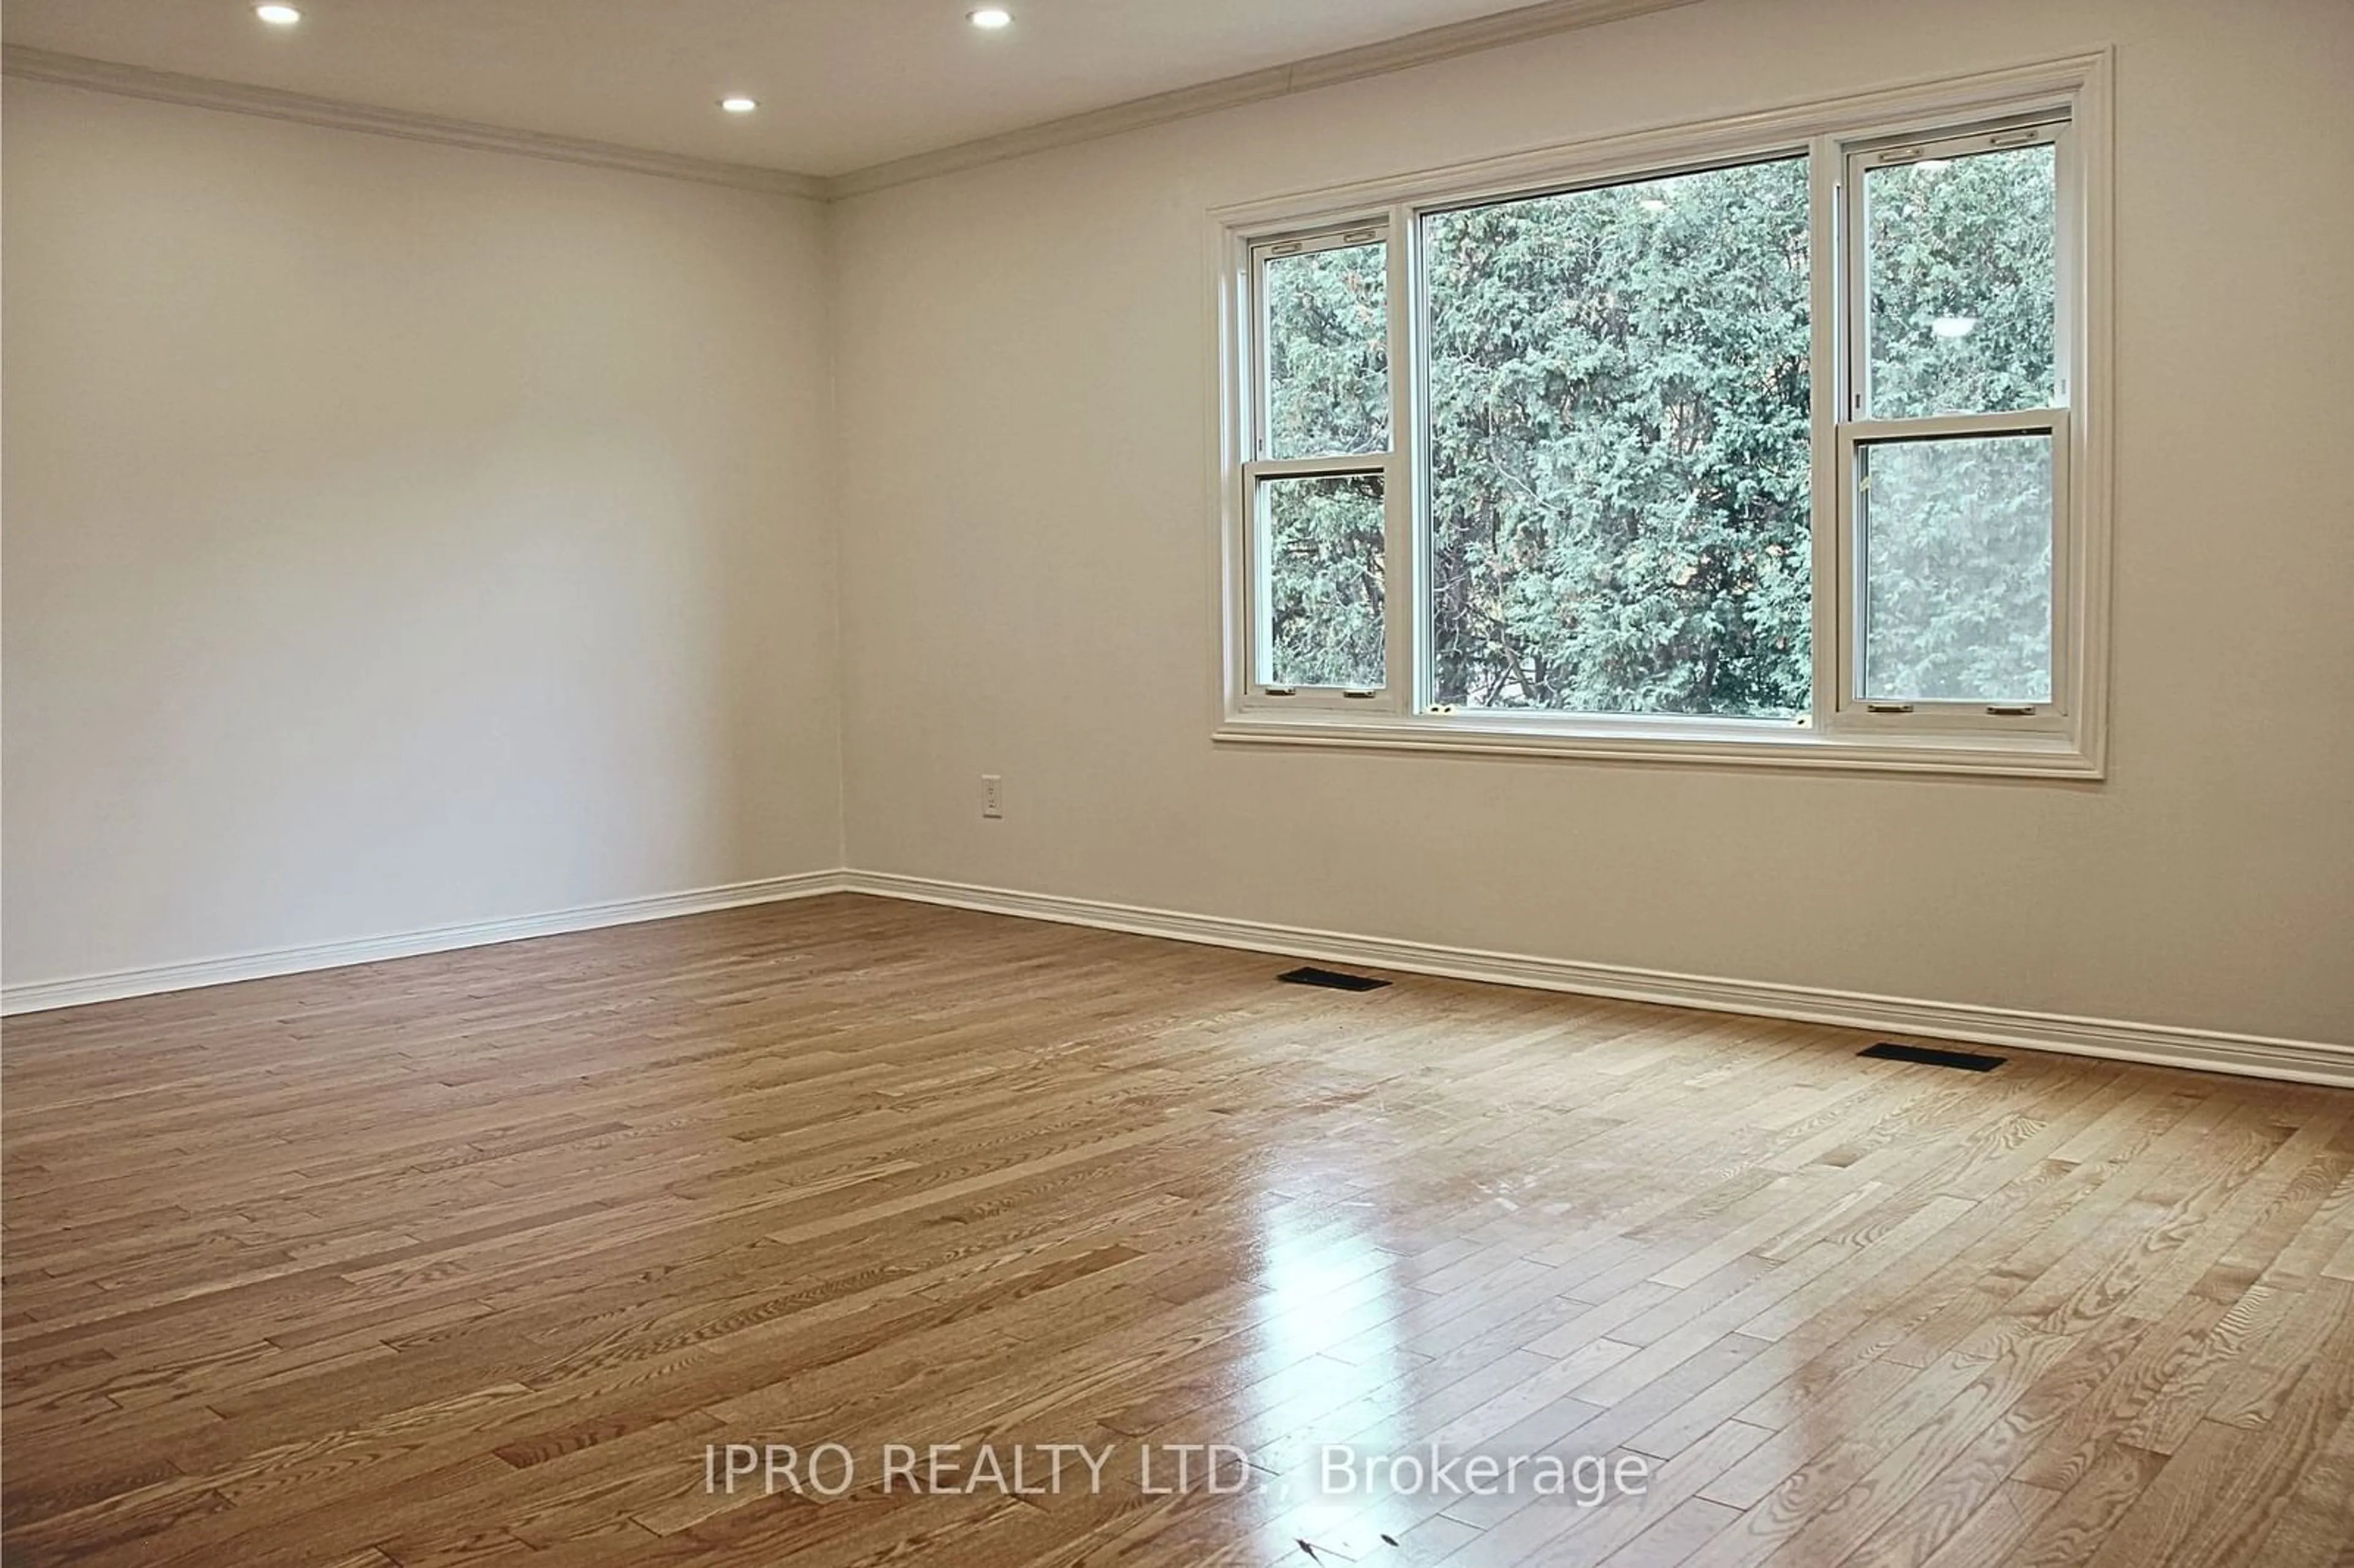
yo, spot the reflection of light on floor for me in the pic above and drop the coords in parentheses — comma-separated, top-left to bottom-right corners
(1251, 1192, 1413, 1545)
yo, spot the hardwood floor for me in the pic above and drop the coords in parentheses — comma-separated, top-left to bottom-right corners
(4, 894, 2350, 1567)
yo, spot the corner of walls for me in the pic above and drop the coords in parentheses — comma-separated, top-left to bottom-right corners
(815, 191, 856, 875)
(2, 78, 853, 992)
(810, 0, 2354, 1058)
(12, 5, 2353, 1086)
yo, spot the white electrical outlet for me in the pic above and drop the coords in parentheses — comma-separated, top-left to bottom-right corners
(981, 774, 1004, 818)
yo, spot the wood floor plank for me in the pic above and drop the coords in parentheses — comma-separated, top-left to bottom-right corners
(4, 894, 2346, 1567)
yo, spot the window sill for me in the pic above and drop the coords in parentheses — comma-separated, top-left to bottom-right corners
(1214, 709, 2103, 780)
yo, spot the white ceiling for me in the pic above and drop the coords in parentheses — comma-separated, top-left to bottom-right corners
(0, 0, 1560, 178)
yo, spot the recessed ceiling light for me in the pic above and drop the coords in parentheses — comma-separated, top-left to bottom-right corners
(254, 4, 301, 24)
(1931, 315, 1979, 338)
(969, 7, 1013, 29)
(720, 96, 758, 113)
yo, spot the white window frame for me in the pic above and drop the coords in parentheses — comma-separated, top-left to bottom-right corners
(1834, 117, 2073, 739)
(1242, 221, 1409, 712)
(1209, 53, 2112, 778)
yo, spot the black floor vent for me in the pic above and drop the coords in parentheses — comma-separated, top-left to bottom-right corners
(1860, 1041, 2006, 1071)
(1278, 965, 1392, 992)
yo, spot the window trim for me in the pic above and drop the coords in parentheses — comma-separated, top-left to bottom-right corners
(1835, 414, 2071, 735)
(1243, 220, 1406, 711)
(1209, 52, 2113, 778)
(1832, 116, 2074, 737)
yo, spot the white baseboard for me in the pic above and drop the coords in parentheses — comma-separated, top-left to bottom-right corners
(10, 865, 2345, 1090)
(0, 870, 851, 1016)
(842, 871, 2354, 1090)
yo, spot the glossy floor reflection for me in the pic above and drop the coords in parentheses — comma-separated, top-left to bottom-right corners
(4, 895, 2348, 1566)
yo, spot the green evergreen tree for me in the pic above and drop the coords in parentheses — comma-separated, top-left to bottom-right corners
(1425, 156, 1812, 716)
(1259, 145, 2057, 712)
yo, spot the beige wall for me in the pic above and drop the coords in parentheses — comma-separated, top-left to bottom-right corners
(2, 80, 843, 986)
(6, 0, 2348, 1044)
(828, 0, 2354, 1043)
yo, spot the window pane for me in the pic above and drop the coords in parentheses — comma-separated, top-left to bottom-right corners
(1264, 241, 1388, 459)
(1260, 473, 1385, 689)
(1865, 142, 2057, 418)
(1424, 158, 1812, 718)
(1861, 432, 2052, 703)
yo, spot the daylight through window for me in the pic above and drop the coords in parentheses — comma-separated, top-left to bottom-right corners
(1425, 156, 1811, 718)
(1222, 69, 2101, 772)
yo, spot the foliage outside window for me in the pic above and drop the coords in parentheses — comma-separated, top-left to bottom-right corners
(1425, 158, 1812, 719)
(1224, 75, 2100, 774)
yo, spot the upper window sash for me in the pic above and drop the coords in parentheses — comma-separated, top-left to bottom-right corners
(1249, 224, 1393, 466)
(1842, 118, 2071, 426)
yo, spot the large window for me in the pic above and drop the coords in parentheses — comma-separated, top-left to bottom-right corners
(1217, 59, 2108, 775)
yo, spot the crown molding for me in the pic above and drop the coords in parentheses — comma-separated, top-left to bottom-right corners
(1, 45, 828, 199)
(823, 0, 1706, 198)
(8, 0, 1704, 205)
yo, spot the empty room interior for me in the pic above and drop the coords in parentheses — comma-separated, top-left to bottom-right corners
(4, 0, 2353, 1564)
